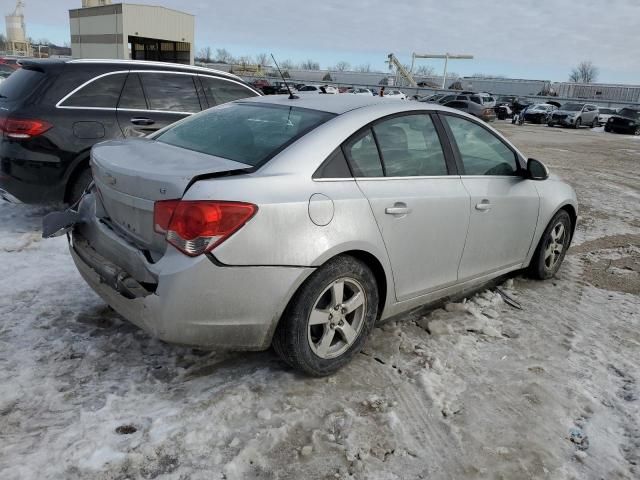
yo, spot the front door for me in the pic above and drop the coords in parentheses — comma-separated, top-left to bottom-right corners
(345, 113, 470, 301)
(441, 114, 539, 281)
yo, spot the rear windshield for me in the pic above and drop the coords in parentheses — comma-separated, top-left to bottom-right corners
(0, 68, 45, 100)
(618, 108, 639, 120)
(156, 103, 335, 167)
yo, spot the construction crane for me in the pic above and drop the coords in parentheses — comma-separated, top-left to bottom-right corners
(386, 53, 418, 87)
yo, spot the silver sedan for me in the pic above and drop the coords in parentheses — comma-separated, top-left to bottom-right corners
(44, 95, 578, 376)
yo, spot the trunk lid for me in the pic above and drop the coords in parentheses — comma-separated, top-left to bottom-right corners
(91, 138, 251, 255)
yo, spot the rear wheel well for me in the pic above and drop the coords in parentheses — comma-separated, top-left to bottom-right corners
(340, 250, 387, 319)
(64, 157, 90, 203)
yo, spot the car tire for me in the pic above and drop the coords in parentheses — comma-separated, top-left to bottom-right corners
(528, 210, 572, 280)
(574, 118, 581, 129)
(635, 127, 640, 136)
(604, 125, 611, 133)
(591, 117, 599, 128)
(547, 121, 554, 127)
(67, 167, 93, 205)
(272, 255, 379, 376)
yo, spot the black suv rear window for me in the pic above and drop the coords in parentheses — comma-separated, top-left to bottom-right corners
(0, 68, 45, 100)
(156, 103, 335, 167)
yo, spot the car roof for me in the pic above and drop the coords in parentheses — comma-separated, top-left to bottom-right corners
(17, 58, 243, 82)
(239, 94, 455, 115)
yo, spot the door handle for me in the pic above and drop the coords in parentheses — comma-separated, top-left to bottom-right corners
(475, 199, 492, 211)
(130, 117, 155, 126)
(385, 203, 412, 216)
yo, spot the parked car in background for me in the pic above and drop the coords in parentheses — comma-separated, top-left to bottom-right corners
(0, 59, 260, 204)
(604, 107, 640, 135)
(384, 90, 407, 100)
(418, 93, 445, 103)
(261, 81, 290, 95)
(346, 87, 373, 96)
(523, 104, 558, 124)
(443, 100, 496, 122)
(547, 103, 599, 128)
(495, 96, 532, 119)
(43, 95, 577, 376)
(597, 107, 616, 125)
(250, 79, 270, 90)
(296, 84, 339, 94)
(0, 57, 21, 70)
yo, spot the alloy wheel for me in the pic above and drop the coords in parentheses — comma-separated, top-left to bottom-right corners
(307, 278, 366, 359)
(544, 222, 567, 270)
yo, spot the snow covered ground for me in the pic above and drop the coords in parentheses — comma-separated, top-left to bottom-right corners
(1, 124, 639, 480)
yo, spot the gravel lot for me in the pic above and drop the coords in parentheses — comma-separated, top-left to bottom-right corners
(1, 122, 639, 480)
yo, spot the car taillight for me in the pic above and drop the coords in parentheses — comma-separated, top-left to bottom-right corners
(153, 200, 257, 256)
(0, 117, 53, 139)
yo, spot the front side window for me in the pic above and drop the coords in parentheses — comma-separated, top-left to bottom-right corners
(343, 129, 383, 177)
(445, 115, 518, 176)
(139, 72, 201, 113)
(200, 76, 258, 106)
(156, 103, 334, 167)
(372, 114, 447, 177)
(60, 73, 126, 108)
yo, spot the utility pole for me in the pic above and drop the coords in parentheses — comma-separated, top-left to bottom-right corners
(411, 52, 474, 89)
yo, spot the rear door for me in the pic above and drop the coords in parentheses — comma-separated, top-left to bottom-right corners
(117, 71, 203, 137)
(346, 113, 470, 301)
(441, 114, 539, 281)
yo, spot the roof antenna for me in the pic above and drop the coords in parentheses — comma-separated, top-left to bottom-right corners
(271, 54, 298, 99)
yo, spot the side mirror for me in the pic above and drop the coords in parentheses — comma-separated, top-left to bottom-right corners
(527, 158, 549, 180)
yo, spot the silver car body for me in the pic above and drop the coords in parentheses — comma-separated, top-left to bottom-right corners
(69, 95, 577, 350)
(549, 103, 599, 127)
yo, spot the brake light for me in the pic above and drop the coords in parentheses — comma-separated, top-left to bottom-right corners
(153, 200, 257, 256)
(0, 117, 53, 139)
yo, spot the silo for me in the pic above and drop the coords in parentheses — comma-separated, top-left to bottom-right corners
(5, 1, 27, 43)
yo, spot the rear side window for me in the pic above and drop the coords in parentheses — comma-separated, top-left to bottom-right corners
(445, 115, 518, 176)
(156, 103, 334, 167)
(343, 129, 384, 177)
(60, 73, 126, 108)
(139, 72, 201, 113)
(118, 73, 147, 110)
(313, 148, 352, 179)
(200, 76, 258, 106)
(0, 68, 45, 100)
(373, 114, 447, 177)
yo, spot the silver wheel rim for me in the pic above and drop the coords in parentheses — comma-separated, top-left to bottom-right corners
(307, 277, 366, 359)
(544, 222, 567, 270)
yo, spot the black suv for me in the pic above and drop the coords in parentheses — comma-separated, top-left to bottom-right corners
(0, 59, 260, 204)
(605, 107, 640, 135)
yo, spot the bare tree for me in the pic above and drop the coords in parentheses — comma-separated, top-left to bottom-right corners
(255, 53, 272, 67)
(236, 55, 253, 66)
(356, 63, 371, 73)
(569, 61, 598, 83)
(215, 48, 234, 64)
(300, 59, 320, 70)
(0, 33, 6, 51)
(197, 46, 212, 62)
(332, 61, 350, 71)
(415, 65, 436, 76)
(280, 59, 296, 69)
(322, 72, 333, 81)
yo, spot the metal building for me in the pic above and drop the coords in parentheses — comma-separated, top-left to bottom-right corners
(69, 3, 195, 65)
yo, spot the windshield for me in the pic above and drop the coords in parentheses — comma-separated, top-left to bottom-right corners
(562, 103, 584, 111)
(532, 104, 549, 111)
(0, 67, 44, 100)
(599, 108, 614, 114)
(618, 108, 640, 120)
(156, 103, 335, 167)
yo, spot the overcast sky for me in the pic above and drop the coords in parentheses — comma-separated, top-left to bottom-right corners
(15, 0, 640, 83)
